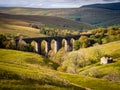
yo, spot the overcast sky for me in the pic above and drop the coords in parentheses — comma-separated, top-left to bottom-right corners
(0, 0, 120, 8)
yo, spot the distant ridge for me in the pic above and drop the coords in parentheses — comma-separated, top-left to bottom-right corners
(0, 2, 120, 27)
(81, 2, 120, 10)
(0, 13, 92, 30)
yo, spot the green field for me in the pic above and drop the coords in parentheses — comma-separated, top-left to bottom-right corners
(0, 41, 120, 90)
(0, 23, 46, 37)
(60, 40, 120, 75)
(0, 18, 46, 37)
(0, 49, 85, 90)
(56, 41, 120, 89)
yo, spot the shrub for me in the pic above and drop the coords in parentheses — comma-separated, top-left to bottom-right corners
(24, 44, 34, 52)
(0, 34, 7, 48)
(0, 34, 16, 49)
(61, 50, 87, 74)
(79, 36, 90, 48)
(89, 48, 104, 62)
(97, 38, 102, 44)
(74, 40, 81, 50)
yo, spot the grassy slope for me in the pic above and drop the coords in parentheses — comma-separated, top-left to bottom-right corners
(0, 49, 85, 90)
(0, 18, 46, 37)
(0, 7, 120, 26)
(59, 73, 120, 90)
(61, 40, 120, 72)
(77, 41, 120, 80)
(56, 41, 120, 90)
(58, 41, 120, 90)
(0, 40, 120, 90)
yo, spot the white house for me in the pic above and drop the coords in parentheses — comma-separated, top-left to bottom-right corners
(101, 56, 113, 64)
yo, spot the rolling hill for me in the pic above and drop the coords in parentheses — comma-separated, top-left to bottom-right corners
(58, 40, 120, 81)
(53, 40, 120, 90)
(0, 41, 120, 90)
(0, 2, 120, 90)
(0, 13, 92, 31)
(0, 16, 46, 37)
(81, 2, 120, 10)
(0, 49, 84, 90)
(0, 2, 120, 27)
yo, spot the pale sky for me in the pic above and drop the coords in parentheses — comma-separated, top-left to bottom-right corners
(0, 0, 120, 8)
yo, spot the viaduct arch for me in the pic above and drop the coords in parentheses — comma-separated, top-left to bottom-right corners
(16, 34, 91, 55)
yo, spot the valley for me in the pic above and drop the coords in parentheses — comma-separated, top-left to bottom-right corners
(0, 2, 120, 90)
(0, 41, 120, 90)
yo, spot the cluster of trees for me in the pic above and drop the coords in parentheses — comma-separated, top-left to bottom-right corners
(29, 23, 40, 29)
(0, 34, 16, 49)
(0, 34, 35, 52)
(57, 47, 104, 74)
(56, 26, 120, 73)
(74, 26, 120, 50)
(74, 36, 91, 50)
(39, 27, 74, 36)
(29, 23, 80, 36)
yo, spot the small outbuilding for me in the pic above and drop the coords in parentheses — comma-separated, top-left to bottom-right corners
(100, 56, 113, 64)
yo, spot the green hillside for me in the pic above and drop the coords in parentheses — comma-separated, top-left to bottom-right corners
(0, 21, 45, 38)
(0, 15, 47, 37)
(81, 2, 120, 10)
(0, 13, 92, 31)
(0, 41, 120, 90)
(57, 41, 120, 90)
(0, 49, 85, 90)
(59, 41, 120, 81)
(0, 7, 120, 27)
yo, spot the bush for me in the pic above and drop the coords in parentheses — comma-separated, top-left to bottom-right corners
(79, 36, 90, 48)
(0, 34, 16, 49)
(97, 38, 102, 44)
(61, 50, 87, 74)
(0, 34, 7, 48)
(74, 40, 81, 50)
(89, 48, 104, 62)
(24, 44, 34, 52)
(102, 37, 110, 44)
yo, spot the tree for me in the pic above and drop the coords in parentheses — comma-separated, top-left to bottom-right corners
(74, 40, 81, 50)
(97, 38, 102, 44)
(24, 44, 34, 52)
(107, 28, 116, 35)
(90, 47, 104, 63)
(0, 34, 6, 48)
(79, 36, 90, 48)
(0, 34, 15, 49)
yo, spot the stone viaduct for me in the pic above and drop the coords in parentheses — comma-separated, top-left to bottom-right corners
(16, 34, 91, 56)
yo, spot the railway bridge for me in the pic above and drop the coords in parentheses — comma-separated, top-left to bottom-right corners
(16, 34, 91, 55)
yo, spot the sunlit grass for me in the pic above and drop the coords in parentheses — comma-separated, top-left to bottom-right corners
(0, 23, 45, 37)
(59, 72, 120, 90)
(55, 41, 120, 90)
(0, 41, 120, 90)
(0, 49, 84, 90)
